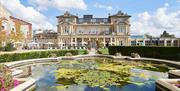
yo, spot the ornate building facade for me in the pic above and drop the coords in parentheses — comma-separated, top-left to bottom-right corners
(57, 11, 131, 49)
(34, 30, 58, 49)
(0, 4, 32, 48)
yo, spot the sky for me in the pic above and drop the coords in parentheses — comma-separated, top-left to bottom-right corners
(0, 0, 180, 37)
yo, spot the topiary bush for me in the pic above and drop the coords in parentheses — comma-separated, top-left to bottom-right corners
(108, 46, 180, 61)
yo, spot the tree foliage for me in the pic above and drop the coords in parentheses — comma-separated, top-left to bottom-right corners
(15, 22, 24, 42)
(160, 30, 175, 38)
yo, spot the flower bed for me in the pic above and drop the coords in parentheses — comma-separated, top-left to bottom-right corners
(0, 64, 20, 91)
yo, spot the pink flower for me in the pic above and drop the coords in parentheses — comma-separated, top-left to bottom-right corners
(0, 87, 6, 91)
(13, 79, 20, 87)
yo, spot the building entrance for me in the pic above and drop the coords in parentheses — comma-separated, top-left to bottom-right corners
(88, 40, 97, 49)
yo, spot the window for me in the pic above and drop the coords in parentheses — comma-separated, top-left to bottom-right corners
(173, 40, 178, 46)
(145, 40, 150, 46)
(65, 19, 69, 22)
(159, 40, 164, 46)
(167, 40, 171, 46)
(119, 41, 123, 46)
(117, 26, 124, 33)
(73, 38, 75, 42)
(1, 26, 5, 30)
(105, 30, 110, 35)
(131, 41, 136, 46)
(79, 30, 83, 34)
(112, 38, 115, 42)
(79, 19, 83, 23)
(91, 19, 96, 22)
(103, 19, 108, 22)
(64, 26, 69, 33)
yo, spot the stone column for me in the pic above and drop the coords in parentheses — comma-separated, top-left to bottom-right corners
(171, 39, 174, 47)
(82, 38, 84, 46)
(164, 39, 167, 46)
(104, 37, 106, 47)
(115, 37, 117, 46)
(75, 38, 77, 49)
(143, 39, 146, 46)
(110, 37, 112, 45)
(135, 39, 138, 46)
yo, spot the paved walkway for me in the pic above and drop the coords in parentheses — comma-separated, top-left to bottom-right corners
(88, 48, 96, 55)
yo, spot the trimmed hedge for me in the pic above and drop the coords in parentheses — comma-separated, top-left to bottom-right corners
(108, 46, 180, 61)
(0, 50, 88, 63)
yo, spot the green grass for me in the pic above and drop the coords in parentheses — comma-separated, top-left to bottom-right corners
(99, 48, 109, 55)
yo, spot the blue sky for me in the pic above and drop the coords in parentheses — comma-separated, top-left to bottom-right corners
(1, 0, 180, 37)
(21, 0, 179, 23)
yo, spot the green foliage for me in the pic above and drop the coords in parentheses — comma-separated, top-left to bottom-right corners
(160, 31, 175, 38)
(78, 49, 88, 55)
(98, 48, 109, 55)
(0, 50, 87, 63)
(108, 46, 180, 61)
(0, 43, 16, 51)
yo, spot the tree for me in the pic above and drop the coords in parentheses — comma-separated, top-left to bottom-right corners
(0, 20, 2, 31)
(145, 33, 152, 38)
(9, 29, 16, 42)
(160, 30, 175, 38)
(0, 29, 7, 46)
(15, 22, 24, 42)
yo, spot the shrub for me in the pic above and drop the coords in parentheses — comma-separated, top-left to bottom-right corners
(0, 50, 87, 63)
(0, 43, 16, 52)
(108, 46, 180, 61)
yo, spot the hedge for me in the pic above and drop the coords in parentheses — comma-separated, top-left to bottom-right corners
(0, 50, 88, 63)
(108, 46, 180, 61)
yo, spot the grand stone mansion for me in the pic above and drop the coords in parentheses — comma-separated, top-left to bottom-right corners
(33, 11, 180, 49)
(56, 11, 131, 49)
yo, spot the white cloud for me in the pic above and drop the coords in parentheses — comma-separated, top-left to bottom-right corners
(0, 0, 53, 30)
(28, 0, 87, 11)
(94, 3, 113, 10)
(132, 4, 180, 37)
(164, 3, 169, 7)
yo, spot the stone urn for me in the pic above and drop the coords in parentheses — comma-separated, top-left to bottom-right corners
(115, 53, 122, 56)
(65, 52, 73, 56)
(131, 53, 140, 58)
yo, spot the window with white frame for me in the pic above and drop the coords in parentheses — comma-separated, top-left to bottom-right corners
(119, 41, 123, 46)
(117, 25, 124, 33)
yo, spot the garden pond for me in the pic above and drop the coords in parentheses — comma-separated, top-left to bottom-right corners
(21, 58, 173, 91)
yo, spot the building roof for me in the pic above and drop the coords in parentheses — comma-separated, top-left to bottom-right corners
(10, 16, 32, 25)
(130, 35, 145, 39)
(78, 18, 109, 24)
(56, 11, 78, 18)
(110, 10, 131, 17)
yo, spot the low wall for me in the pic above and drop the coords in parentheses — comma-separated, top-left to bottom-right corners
(5, 54, 180, 69)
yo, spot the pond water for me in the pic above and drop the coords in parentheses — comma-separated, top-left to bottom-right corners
(28, 58, 169, 91)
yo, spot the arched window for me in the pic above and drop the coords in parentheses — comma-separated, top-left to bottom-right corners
(64, 26, 69, 33)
